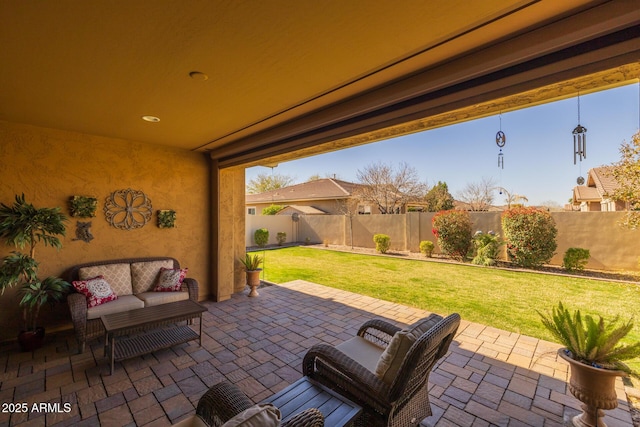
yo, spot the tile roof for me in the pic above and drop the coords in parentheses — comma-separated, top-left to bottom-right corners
(277, 205, 327, 215)
(573, 165, 620, 202)
(246, 178, 360, 203)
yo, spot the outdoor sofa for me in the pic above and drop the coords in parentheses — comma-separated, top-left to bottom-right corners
(65, 257, 198, 353)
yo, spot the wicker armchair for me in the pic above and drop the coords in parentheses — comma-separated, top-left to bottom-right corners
(303, 313, 460, 427)
(192, 381, 324, 427)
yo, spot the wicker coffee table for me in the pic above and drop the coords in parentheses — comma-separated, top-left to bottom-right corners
(101, 299, 207, 374)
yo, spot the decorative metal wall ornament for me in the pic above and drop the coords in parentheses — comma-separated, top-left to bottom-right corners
(496, 113, 506, 169)
(572, 93, 587, 164)
(104, 188, 153, 230)
(72, 221, 94, 243)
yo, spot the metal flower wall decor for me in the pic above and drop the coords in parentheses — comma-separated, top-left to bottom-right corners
(104, 188, 153, 230)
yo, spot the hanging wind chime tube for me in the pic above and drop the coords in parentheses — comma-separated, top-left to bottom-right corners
(572, 93, 587, 164)
(496, 112, 506, 169)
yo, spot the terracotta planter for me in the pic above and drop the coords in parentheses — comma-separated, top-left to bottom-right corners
(18, 327, 45, 352)
(558, 349, 626, 427)
(246, 269, 262, 297)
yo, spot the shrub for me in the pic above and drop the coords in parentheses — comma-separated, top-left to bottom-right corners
(276, 232, 287, 246)
(472, 231, 503, 266)
(501, 207, 557, 268)
(431, 210, 472, 260)
(419, 240, 434, 257)
(262, 204, 284, 215)
(563, 247, 590, 271)
(254, 228, 269, 247)
(373, 234, 391, 254)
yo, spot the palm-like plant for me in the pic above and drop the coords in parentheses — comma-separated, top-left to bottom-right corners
(0, 194, 70, 331)
(239, 253, 263, 271)
(538, 302, 640, 378)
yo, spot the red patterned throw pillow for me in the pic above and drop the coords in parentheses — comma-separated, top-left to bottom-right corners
(153, 267, 188, 292)
(72, 275, 118, 308)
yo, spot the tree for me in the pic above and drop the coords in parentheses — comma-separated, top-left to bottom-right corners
(494, 187, 528, 209)
(424, 181, 454, 212)
(456, 177, 496, 211)
(262, 204, 284, 215)
(246, 173, 295, 194)
(607, 131, 640, 229)
(355, 161, 427, 214)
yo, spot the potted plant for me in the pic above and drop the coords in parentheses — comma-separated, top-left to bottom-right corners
(0, 194, 71, 351)
(239, 253, 263, 297)
(538, 302, 640, 427)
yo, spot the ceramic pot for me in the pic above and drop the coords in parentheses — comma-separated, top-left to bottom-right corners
(558, 348, 625, 427)
(246, 269, 262, 297)
(18, 327, 45, 352)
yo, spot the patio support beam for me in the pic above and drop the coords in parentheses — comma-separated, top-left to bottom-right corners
(210, 158, 246, 301)
(208, 1, 639, 168)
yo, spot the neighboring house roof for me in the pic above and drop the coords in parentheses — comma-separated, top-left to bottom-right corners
(573, 166, 620, 204)
(246, 178, 360, 203)
(277, 205, 327, 215)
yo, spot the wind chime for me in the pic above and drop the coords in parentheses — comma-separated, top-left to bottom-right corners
(573, 93, 587, 185)
(496, 113, 506, 169)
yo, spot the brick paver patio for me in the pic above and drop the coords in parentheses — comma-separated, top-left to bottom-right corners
(0, 280, 635, 426)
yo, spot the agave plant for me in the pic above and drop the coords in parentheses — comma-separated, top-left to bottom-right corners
(538, 302, 640, 378)
(239, 253, 263, 271)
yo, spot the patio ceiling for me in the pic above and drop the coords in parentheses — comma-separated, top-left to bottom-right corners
(1, 1, 639, 164)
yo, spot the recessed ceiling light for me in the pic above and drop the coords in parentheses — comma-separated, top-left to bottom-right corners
(142, 115, 160, 123)
(189, 71, 208, 81)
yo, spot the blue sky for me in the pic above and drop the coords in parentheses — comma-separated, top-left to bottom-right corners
(246, 83, 640, 206)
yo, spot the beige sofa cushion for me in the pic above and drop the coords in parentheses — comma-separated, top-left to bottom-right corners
(86, 295, 145, 320)
(172, 415, 208, 427)
(137, 290, 189, 307)
(221, 404, 281, 427)
(79, 263, 133, 296)
(336, 336, 385, 373)
(131, 260, 174, 294)
(375, 314, 443, 384)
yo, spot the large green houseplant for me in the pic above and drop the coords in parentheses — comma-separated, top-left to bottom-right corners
(0, 194, 70, 351)
(539, 302, 640, 427)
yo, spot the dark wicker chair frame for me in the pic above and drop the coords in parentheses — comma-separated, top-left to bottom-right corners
(303, 313, 460, 427)
(64, 257, 199, 353)
(196, 381, 324, 427)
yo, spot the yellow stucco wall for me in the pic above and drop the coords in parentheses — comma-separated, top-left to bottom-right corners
(0, 121, 210, 342)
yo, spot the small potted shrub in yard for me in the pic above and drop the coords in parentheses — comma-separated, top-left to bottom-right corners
(0, 194, 71, 351)
(373, 234, 390, 254)
(419, 240, 434, 257)
(563, 247, 590, 272)
(538, 302, 640, 427)
(239, 253, 263, 297)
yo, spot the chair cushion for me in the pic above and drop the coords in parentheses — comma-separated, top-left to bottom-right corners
(221, 403, 281, 427)
(86, 295, 145, 319)
(131, 260, 174, 294)
(171, 415, 208, 427)
(72, 276, 118, 308)
(78, 263, 133, 296)
(154, 267, 188, 292)
(137, 290, 189, 307)
(336, 336, 385, 373)
(375, 314, 443, 384)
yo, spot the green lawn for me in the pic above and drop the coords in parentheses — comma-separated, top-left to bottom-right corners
(260, 246, 640, 352)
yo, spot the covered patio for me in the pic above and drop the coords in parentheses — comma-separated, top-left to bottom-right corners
(1, 281, 633, 427)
